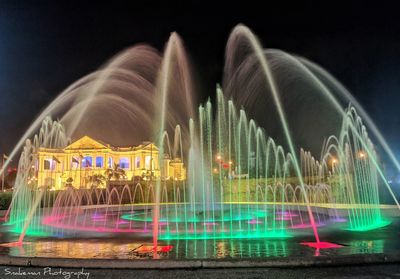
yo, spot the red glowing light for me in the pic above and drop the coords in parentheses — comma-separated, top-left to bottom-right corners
(0, 241, 25, 247)
(135, 245, 173, 253)
(300, 241, 343, 249)
(222, 163, 229, 169)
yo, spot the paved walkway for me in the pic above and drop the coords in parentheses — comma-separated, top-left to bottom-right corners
(0, 264, 400, 279)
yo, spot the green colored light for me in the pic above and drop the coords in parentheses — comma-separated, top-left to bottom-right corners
(121, 211, 267, 223)
(347, 220, 391, 232)
(9, 228, 50, 237)
(159, 230, 290, 240)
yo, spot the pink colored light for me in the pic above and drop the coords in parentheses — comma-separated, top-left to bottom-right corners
(300, 241, 343, 249)
(203, 222, 218, 226)
(0, 241, 24, 247)
(275, 216, 291, 221)
(115, 220, 129, 225)
(290, 223, 324, 229)
(92, 218, 106, 222)
(91, 214, 105, 219)
(276, 211, 298, 217)
(247, 219, 262, 224)
(42, 215, 147, 233)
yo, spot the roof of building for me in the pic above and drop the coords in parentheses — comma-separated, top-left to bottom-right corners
(38, 135, 159, 153)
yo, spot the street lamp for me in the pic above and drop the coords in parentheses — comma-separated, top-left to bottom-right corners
(331, 158, 337, 173)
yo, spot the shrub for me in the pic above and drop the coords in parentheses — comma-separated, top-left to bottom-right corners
(0, 192, 13, 210)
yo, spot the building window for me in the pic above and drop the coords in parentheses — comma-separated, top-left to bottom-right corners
(44, 159, 55, 170)
(82, 156, 92, 168)
(71, 157, 79, 169)
(145, 155, 152, 170)
(108, 157, 113, 168)
(96, 157, 104, 168)
(119, 157, 130, 169)
(135, 156, 140, 168)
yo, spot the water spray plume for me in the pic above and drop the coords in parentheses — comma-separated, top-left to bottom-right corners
(0, 24, 398, 253)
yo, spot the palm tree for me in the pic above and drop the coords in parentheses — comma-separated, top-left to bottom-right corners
(104, 163, 126, 181)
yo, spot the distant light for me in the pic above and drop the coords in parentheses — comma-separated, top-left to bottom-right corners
(216, 154, 222, 161)
(359, 151, 366, 159)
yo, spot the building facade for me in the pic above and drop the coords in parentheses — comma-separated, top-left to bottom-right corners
(35, 136, 186, 190)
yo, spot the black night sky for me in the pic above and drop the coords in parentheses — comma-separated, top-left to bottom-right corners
(1, 1, 400, 165)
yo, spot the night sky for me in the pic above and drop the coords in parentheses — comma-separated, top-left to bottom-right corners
(1, 1, 400, 163)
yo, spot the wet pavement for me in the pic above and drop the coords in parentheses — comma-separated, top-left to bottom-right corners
(0, 219, 399, 260)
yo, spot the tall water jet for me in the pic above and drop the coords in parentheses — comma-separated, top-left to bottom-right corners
(7, 117, 69, 242)
(153, 32, 196, 250)
(224, 24, 321, 244)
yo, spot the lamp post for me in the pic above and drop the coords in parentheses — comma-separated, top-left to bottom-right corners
(331, 158, 337, 173)
(1, 154, 4, 192)
(1, 154, 10, 192)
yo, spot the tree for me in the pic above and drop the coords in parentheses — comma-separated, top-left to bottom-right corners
(87, 174, 106, 188)
(5, 170, 17, 189)
(104, 163, 126, 181)
(66, 177, 74, 188)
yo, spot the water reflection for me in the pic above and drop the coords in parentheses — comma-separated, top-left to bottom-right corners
(7, 240, 143, 259)
(349, 240, 384, 254)
(0, 221, 398, 260)
(164, 239, 289, 259)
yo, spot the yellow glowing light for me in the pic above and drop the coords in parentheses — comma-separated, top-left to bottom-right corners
(35, 136, 187, 190)
(228, 160, 233, 165)
(359, 151, 366, 159)
(216, 155, 222, 161)
(213, 168, 218, 173)
(331, 158, 337, 164)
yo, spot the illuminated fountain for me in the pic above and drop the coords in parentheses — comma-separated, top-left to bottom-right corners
(1, 24, 399, 254)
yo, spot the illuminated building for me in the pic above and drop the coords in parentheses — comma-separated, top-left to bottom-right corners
(35, 136, 186, 189)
